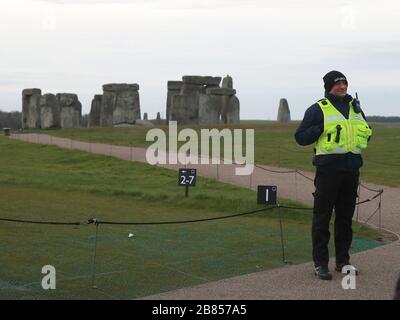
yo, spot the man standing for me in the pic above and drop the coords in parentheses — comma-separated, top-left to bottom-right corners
(295, 70, 372, 280)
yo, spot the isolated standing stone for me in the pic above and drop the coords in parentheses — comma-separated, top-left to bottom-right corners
(57, 93, 82, 128)
(89, 94, 102, 127)
(277, 98, 291, 123)
(156, 112, 161, 121)
(40, 93, 60, 129)
(101, 83, 140, 127)
(22, 88, 42, 129)
(143, 112, 148, 120)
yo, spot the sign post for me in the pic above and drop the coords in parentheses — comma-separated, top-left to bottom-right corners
(257, 185, 287, 263)
(257, 185, 277, 205)
(178, 168, 197, 197)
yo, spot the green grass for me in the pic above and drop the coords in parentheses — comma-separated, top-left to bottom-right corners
(32, 121, 400, 187)
(0, 135, 383, 299)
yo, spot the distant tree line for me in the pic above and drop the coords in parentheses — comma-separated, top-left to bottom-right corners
(366, 115, 400, 123)
(0, 110, 22, 129)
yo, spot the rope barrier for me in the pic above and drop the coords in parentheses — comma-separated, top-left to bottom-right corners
(295, 170, 314, 182)
(0, 217, 81, 225)
(5, 133, 385, 233)
(359, 182, 384, 193)
(255, 164, 383, 198)
(88, 206, 278, 226)
(254, 164, 296, 174)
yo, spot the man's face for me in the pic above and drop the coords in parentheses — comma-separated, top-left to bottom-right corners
(329, 80, 348, 98)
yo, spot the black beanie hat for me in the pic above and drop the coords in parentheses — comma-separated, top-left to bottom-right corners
(323, 70, 348, 92)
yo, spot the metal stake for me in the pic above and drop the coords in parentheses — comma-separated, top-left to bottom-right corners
(185, 183, 189, 198)
(277, 205, 286, 264)
(91, 222, 99, 289)
(379, 193, 382, 232)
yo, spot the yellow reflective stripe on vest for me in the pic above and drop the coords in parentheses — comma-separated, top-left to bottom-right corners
(325, 115, 345, 122)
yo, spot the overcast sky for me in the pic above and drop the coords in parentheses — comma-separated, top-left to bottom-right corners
(1, 0, 399, 119)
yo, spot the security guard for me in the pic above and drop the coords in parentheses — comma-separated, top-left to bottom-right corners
(295, 70, 372, 280)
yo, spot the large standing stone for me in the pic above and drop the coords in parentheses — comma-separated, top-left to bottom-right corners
(40, 93, 60, 129)
(22, 88, 42, 129)
(202, 88, 239, 124)
(226, 95, 240, 124)
(166, 81, 183, 122)
(198, 94, 221, 125)
(277, 98, 291, 123)
(57, 93, 82, 128)
(170, 94, 199, 125)
(101, 83, 140, 126)
(222, 75, 233, 89)
(89, 95, 102, 127)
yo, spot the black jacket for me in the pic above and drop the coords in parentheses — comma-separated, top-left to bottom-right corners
(295, 92, 368, 172)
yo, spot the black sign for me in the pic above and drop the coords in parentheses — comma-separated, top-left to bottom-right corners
(257, 185, 277, 205)
(178, 168, 197, 187)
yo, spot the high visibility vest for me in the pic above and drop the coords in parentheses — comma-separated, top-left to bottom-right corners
(315, 98, 372, 156)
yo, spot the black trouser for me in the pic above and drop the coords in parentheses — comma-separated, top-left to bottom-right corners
(312, 169, 359, 267)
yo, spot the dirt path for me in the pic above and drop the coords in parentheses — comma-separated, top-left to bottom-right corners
(10, 133, 400, 299)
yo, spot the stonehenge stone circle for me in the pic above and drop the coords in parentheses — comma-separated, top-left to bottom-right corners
(22, 89, 82, 129)
(167, 75, 240, 125)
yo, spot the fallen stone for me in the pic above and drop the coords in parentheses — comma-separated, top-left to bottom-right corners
(135, 119, 155, 127)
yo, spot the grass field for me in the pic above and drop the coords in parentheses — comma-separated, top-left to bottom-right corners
(0, 134, 384, 299)
(32, 121, 400, 187)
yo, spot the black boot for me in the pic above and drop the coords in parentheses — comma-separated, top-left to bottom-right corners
(314, 266, 332, 280)
(335, 263, 359, 275)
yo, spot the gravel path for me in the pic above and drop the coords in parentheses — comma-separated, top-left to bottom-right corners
(10, 133, 400, 299)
